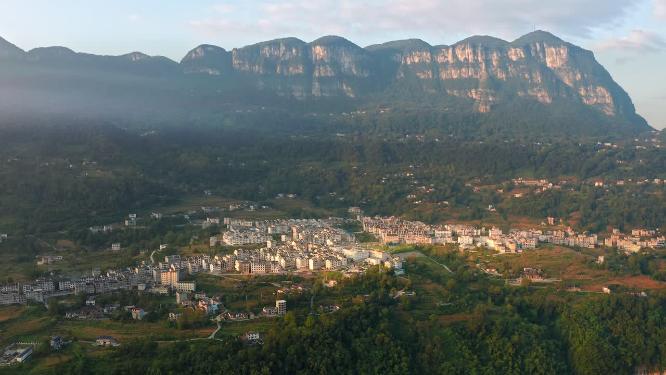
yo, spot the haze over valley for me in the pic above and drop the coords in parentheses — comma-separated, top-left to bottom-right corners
(1, 2, 666, 374)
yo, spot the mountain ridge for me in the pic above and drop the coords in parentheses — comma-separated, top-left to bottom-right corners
(0, 31, 651, 133)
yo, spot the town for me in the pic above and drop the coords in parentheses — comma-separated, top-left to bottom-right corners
(361, 215, 664, 253)
(3, 212, 663, 309)
(1, 211, 664, 367)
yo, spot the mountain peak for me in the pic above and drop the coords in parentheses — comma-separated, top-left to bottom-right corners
(181, 44, 232, 76)
(366, 39, 433, 52)
(181, 44, 227, 63)
(248, 37, 306, 49)
(0, 36, 23, 50)
(0, 36, 25, 58)
(27, 46, 78, 61)
(122, 52, 150, 61)
(194, 44, 226, 53)
(310, 35, 361, 49)
(455, 35, 509, 47)
(513, 30, 565, 45)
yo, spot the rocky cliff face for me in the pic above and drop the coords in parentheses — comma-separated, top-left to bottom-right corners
(179, 31, 638, 122)
(187, 36, 374, 98)
(181, 44, 232, 76)
(368, 32, 628, 116)
(0, 31, 648, 130)
(309, 36, 372, 98)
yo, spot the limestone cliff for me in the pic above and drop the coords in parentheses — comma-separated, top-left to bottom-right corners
(181, 45, 232, 76)
(368, 32, 634, 117)
(0, 31, 649, 130)
(178, 30, 639, 123)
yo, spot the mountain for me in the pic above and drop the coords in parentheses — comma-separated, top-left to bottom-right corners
(0, 36, 25, 59)
(0, 31, 651, 135)
(181, 44, 232, 75)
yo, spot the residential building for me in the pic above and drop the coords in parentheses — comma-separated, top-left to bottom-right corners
(276, 300, 287, 316)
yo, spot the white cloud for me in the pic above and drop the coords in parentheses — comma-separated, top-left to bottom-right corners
(655, 0, 666, 18)
(597, 29, 666, 53)
(596, 29, 666, 65)
(190, 0, 642, 46)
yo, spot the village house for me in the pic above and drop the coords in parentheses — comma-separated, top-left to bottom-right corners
(130, 307, 146, 320)
(1, 344, 33, 365)
(95, 336, 120, 347)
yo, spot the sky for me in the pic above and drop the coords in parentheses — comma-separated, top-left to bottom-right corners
(0, 0, 664, 128)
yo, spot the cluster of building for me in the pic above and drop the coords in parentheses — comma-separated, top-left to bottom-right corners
(1, 223, 404, 308)
(362, 216, 433, 245)
(0, 344, 33, 366)
(90, 212, 168, 236)
(604, 228, 665, 253)
(362, 216, 663, 254)
(199, 201, 266, 216)
(221, 299, 288, 322)
(36, 255, 63, 265)
(66, 303, 146, 321)
(510, 178, 565, 193)
(591, 178, 664, 188)
(213, 218, 354, 247)
(174, 291, 223, 316)
(1, 337, 68, 366)
(206, 218, 403, 275)
(0, 254, 200, 306)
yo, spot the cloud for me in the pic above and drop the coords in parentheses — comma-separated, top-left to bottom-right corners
(597, 29, 666, 53)
(596, 29, 666, 64)
(655, 0, 666, 18)
(190, 0, 641, 46)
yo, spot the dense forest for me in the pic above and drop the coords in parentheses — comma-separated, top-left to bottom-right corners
(0, 121, 664, 238)
(38, 266, 666, 375)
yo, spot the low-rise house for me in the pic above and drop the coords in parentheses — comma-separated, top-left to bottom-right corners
(37, 255, 63, 265)
(522, 268, 544, 281)
(242, 332, 262, 344)
(130, 307, 146, 320)
(261, 307, 277, 316)
(176, 291, 189, 304)
(168, 312, 182, 322)
(95, 336, 120, 347)
(0, 293, 26, 306)
(1, 344, 33, 364)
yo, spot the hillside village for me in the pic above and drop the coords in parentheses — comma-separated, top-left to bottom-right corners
(0, 217, 403, 308)
(3, 210, 664, 310)
(361, 216, 664, 253)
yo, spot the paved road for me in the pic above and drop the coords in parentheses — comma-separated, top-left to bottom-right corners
(208, 321, 222, 339)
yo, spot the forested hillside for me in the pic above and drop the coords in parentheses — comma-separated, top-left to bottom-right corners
(39, 265, 666, 375)
(0, 122, 663, 240)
